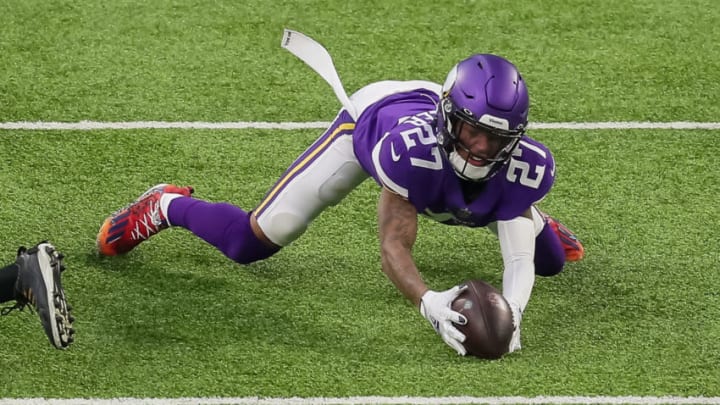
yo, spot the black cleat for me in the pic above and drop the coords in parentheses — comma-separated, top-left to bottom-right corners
(5, 242, 75, 349)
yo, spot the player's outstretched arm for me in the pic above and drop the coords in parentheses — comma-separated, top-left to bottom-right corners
(377, 188, 467, 355)
(496, 208, 537, 352)
(377, 187, 425, 306)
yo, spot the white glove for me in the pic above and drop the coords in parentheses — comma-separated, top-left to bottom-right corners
(419, 286, 468, 355)
(508, 302, 523, 353)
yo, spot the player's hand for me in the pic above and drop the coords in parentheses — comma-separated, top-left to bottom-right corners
(508, 302, 523, 353)
(419, 286, 468, 355)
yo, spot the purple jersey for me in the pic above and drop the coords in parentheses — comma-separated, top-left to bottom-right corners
(353, 88, 555, 227)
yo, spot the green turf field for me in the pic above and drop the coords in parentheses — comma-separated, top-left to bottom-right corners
(1, 0, 719, 402)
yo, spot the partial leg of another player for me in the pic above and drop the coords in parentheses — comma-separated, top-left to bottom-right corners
(0, 241, 75, 349)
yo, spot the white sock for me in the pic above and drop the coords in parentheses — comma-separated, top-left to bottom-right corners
(159, 193, 184, 226)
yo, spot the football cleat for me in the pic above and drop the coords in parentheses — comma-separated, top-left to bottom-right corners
(545, 215, 585, 262)
(1, 242, 75, 349)
(97, 183, 194, 256)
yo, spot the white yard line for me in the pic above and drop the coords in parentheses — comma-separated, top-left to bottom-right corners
(2, 396, 720, 405)
(1, 121, 720, 131)
(0, 121, 331, 130)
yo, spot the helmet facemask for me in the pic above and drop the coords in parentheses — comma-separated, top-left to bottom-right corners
(437, 97, 524, 182)
(435, 54, 529, 182)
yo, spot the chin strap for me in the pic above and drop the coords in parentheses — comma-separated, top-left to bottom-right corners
(448, 148, 493, 181)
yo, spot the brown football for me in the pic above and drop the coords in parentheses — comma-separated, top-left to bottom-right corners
(451, 279, 514, 359)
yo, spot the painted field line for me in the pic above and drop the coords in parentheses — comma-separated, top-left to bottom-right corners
(1, 121, 720, 131)
(2, 396, 720, 405)
(0, 121, 331, 130)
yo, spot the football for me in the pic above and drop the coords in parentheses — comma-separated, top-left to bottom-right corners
(451, 279, 514, 359)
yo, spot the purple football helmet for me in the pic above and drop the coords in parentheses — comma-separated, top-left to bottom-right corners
(436, 54, 529, 182)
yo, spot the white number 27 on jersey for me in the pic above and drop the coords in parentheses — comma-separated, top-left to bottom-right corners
(399, 123, 443, 170)
(506, 141, 549, 189)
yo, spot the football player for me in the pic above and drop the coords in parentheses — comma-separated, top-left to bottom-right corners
(0, 241, 75, 349)
(97, 54, 584, 355)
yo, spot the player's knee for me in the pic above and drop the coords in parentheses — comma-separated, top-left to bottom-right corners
(317, 162, 362, 205)
(533, 218, 566, 277)
(223, 227, 281, 265)
(259, 212, 309, 248)
(534, 255, 564, 277)
(218, 212, 282, 265)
